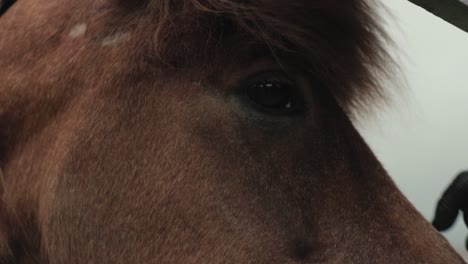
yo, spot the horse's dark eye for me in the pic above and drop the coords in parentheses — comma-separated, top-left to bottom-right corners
(242, 72, 304, 115)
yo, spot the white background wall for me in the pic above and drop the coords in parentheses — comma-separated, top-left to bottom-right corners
(358, 0, 468, 258)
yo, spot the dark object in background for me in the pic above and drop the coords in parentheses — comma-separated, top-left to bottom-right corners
(433, 171, 468, 250)
(408, 0, 468, 33)
(0, 0, 15, 16)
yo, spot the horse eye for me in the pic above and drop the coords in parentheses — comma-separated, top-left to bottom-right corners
(242, 73, 304, 115)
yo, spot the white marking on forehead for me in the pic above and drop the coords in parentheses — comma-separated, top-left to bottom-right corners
(192, 81, 202, 87)
(101, 32, 130, 47)
(68, 23, 87, 38)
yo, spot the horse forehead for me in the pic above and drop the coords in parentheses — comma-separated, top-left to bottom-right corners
(67, 22, 131, 47)
(68, 23, 87, 38)
(101, 32, 131, 47)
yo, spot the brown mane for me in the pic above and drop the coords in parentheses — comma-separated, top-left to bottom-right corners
(122, 0, 395, 117)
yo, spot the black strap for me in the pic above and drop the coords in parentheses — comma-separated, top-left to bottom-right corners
(432, 171, 468, 250)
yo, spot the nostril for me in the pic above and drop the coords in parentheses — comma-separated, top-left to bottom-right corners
(0, 0, 15, 16)
(291, 238, 313, 260)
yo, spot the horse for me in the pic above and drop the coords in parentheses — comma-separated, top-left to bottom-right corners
(0, 0, 465, 263)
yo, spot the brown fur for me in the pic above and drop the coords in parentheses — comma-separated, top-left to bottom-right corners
(0, 0, 464, 263)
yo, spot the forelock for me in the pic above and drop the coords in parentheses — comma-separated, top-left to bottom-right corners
(122, 0, 398, 118)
